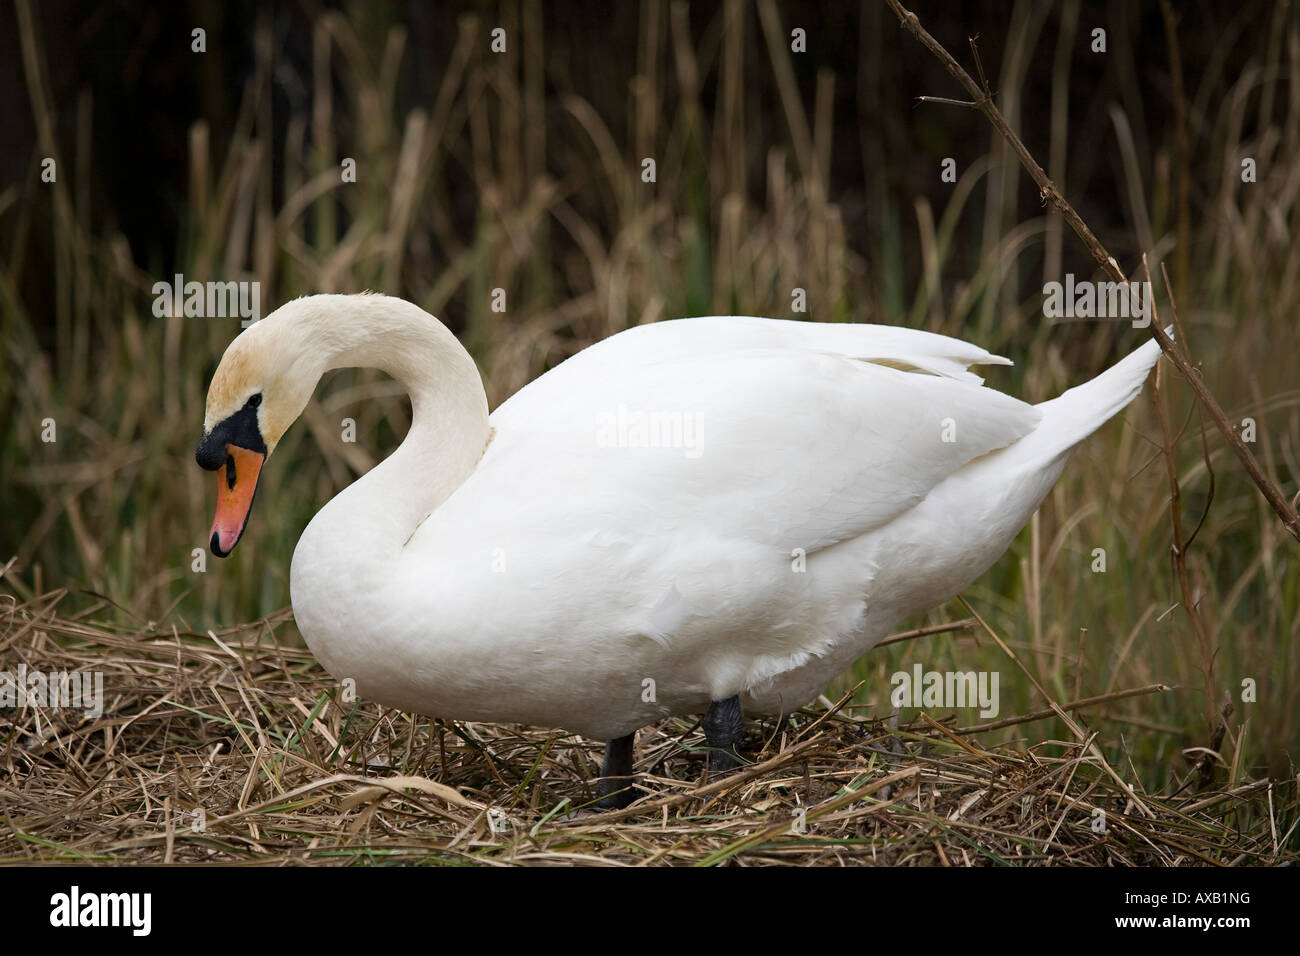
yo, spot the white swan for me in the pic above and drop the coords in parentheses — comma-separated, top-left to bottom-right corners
(197, 293, 1162, 806)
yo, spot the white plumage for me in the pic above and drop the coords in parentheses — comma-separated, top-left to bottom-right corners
(199, 295, 1165, 741)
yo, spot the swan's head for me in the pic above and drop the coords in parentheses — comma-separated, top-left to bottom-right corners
(195, 306, 321, 556)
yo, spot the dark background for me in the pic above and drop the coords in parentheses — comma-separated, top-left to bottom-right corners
(1, 1, 1276, 327)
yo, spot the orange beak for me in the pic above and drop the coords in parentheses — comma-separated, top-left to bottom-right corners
(210, 445, 265, 557)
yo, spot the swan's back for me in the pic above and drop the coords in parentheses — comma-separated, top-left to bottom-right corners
(510, 316, 1015, 388)
(479, 320, 1042, 553)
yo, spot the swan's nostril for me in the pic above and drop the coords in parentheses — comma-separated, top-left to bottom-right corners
(225, 453, 237, 490)
(195, 432, 227, 470)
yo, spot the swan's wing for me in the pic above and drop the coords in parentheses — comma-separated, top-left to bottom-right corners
(407, 325, 1041, 713)
(480, 338, 1040, 555)
(514, 316, 1013, 393)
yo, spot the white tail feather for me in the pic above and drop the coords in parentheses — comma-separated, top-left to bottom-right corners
(1038, 331, 1167, 454)
(1012, 331, 1168, 466)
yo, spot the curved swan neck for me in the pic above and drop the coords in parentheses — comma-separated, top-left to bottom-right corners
(288, 294, 490, 549)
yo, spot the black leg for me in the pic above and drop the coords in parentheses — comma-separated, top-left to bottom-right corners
(702, 695, 743, 772)
(595, 733, 636, 809)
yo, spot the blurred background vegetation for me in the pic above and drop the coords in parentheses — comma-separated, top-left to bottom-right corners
(1, 0, 1297, 789)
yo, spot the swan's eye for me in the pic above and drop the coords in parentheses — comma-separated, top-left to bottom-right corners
(246, 393, 262, 408)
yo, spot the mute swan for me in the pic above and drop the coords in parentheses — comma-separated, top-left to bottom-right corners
(197, 293, 1163, 808)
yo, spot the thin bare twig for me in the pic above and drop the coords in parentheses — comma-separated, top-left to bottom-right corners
(949, 682, 1172, 735)
(1146, 256, 1216, 734)
(876, 617, 977, 646)
(886, 0, 1300, 544)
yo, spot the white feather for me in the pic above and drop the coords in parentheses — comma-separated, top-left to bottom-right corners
(263, 299, 1165, 739)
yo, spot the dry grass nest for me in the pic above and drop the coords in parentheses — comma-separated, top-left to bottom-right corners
(2, 591, 1295, 867)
